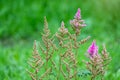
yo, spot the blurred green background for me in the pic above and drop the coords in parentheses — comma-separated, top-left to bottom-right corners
(0, 0, 120, 80)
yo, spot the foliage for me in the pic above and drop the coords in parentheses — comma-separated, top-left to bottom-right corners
(0, 0, 120, 40)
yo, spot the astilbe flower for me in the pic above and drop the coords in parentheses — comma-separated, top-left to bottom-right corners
(59, 21, 68, 35)
(87, 40, 98, 58)
(70, 8, 86, 35)
(85, 41, 111, 80)
(74, 8, 81, 20)
(86, 41, 103, 80)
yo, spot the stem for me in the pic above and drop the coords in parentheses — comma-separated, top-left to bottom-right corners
(45, 40, 49, 79)
(57, 55, 61, 80)
(74, 34, 78, 80)
(35, 69, 38, 80)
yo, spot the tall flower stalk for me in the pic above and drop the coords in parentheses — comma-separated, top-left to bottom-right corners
(55, 8, 90, 80)
(85, 41, 111, 80)
(28, 17, 57, 80)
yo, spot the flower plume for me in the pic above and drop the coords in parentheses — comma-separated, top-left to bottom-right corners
(70, 8, 86, 35)
(74, 8, 81, 20)
(87, 40, 98, 57)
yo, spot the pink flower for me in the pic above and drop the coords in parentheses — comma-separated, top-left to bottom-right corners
(70, 8, 86, 29)
(87, 40, 98, 57)
(74, 8, 81, 20)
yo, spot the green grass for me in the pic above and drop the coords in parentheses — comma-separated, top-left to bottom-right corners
(0, 41, 31, 80)
(0, 0, 120, 80)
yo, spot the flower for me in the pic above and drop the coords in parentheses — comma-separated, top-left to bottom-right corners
(87, 40, 98, 57)
(70, 8, 86, 32)
(74, 8, 81, 20)
(59, 21, 68, 34)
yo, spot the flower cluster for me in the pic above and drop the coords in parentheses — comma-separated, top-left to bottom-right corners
(85, 40, 111, 80)
(70, 8, 86, 35)
(59, 21, 68, 35)
(87, 40, 98, 58)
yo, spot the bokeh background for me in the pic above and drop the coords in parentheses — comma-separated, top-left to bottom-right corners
(0, 0, 120, 80)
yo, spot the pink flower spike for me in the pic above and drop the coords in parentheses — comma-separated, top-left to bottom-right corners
(87, 40, 98, 57)
(74, 8, 81, 20)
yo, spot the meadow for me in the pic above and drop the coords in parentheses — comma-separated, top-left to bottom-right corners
(0, 0, 120, 80)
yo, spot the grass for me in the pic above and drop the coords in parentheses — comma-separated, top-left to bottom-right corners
(0, 41, 31, 80)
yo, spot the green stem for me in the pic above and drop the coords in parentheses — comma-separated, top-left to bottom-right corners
(57, 55, 61, 80)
